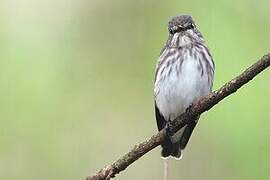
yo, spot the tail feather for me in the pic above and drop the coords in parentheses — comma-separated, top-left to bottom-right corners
(161, 136, 174, 158)
(179, 121, 197, 149)
(161, 137, 182, 159)
(161, 121, 197, 159)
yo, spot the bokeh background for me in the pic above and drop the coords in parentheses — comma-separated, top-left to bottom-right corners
(0, 0, 270, 180)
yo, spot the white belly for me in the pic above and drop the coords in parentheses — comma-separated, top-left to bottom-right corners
(154, 55, 211, 121)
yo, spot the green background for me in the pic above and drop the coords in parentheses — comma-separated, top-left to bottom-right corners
(0, 0, 269, 179)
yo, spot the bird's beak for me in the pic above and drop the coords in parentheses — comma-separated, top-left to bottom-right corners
(178, 25, 184, 29)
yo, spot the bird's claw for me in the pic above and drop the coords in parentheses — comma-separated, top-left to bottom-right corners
(186, 103, 194, 114)
(165, 120, 174, 136)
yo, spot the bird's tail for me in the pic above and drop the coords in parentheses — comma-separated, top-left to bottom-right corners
(161, 138, 182, 159)
(161, 121, 197, 159)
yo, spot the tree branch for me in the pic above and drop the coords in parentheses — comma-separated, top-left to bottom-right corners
(86, 53, 270, 180)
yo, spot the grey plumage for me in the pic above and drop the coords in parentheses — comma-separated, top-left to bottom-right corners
(154, 15, 215, 159)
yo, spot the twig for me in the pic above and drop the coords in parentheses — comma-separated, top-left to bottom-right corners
(86, 53, 270, 180)
(163, 159, 169, 180)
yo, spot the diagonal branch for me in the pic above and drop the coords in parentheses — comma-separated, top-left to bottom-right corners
(86, 53, 270, 180)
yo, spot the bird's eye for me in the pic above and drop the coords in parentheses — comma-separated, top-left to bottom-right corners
(189, 23, 195, 29)
(169, 26, 179, 34)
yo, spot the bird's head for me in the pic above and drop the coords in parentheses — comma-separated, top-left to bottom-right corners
(167, 15, 203, 47)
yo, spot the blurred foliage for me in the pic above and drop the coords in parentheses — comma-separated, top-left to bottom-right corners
(0, 0, 269, 180)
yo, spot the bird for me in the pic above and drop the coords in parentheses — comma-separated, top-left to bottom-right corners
(154, 15, 215, 159)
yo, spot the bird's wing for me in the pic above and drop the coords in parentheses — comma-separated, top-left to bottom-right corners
(155, 102, 166, 131)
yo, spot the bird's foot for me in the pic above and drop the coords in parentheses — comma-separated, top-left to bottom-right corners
(186, 103, 194, 114)
(165, 119, 174, 136)
(186, 103, 200, 122)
